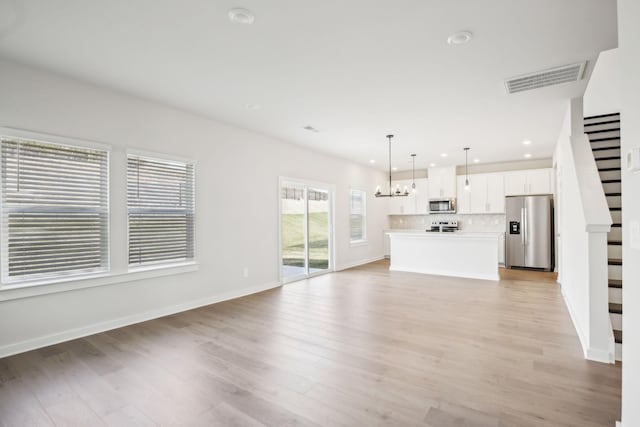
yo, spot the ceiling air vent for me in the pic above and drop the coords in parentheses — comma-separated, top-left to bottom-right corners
(505, 62, 586, 94)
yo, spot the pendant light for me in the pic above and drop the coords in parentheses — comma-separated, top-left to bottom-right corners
(411, 153, 417, 193)
(375, 134, 409, 197)
(464, 147, 470, 191)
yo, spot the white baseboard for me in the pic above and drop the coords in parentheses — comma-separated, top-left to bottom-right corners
(561, 286, 615, 364)
(0, 281, 282, 359)
(335, 255, 385, 271)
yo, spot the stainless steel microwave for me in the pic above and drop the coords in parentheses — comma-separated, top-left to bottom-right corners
(428, 198, 456, 214)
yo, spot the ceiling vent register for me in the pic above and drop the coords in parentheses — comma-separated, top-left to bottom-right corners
(505, 61, 586, 94)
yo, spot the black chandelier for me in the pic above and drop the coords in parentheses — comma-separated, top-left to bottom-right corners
(375, 134, 409, 197)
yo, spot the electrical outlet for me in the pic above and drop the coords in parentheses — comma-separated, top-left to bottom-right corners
(243, 267, 249, 278)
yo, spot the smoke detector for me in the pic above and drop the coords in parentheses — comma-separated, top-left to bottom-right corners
(228, 8, 255, 24)
(505, 62, 586, 94)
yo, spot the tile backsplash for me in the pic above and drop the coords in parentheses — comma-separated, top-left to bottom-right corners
(389, 214, 506, 232)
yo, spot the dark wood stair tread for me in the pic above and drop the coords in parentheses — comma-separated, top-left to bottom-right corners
(611, 223, 622, 227)
(609, 279, 622, 288)
(605, 193, 622, 196)
(614, 329, 622, 344)
(585, 112, 620, 120)
(599, 167, 621, 171)
(610, 303, 623, 314)
(608, 240, 622, 245)
(586, 128, 620, 134)
(609, 207, 622, 211)
(601, 179, 621, 183)
(596, 156, 621, 161)
(592, 146, 621, 151)
(585, 119, 620, 126)
(590, 137, 621, 142)
(608, 258, 623, 266)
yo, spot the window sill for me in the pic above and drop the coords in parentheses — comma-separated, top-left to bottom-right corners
(0, 261, 199, 302)
(349, 240, 369, 247)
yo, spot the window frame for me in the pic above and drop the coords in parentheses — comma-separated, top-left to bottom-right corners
(349, 188, 368, 246)
(0, 128, 111, 287)
(126, 149, 196, 270)
(0, 130, 199, 300)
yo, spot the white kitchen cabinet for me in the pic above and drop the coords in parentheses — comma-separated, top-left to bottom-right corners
(527, 169, 553, 195)
(428, 166, 456, 199)
(456, 172, 505, 214)
(485, 173, 505, 213)
(456, 175, 471, 213)
(414, 178, 429, 214)
(504, 169, 552, 196)
(387, 179, 415, 215)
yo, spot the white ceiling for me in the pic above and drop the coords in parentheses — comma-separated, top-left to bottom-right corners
(0, 0, 618, 171)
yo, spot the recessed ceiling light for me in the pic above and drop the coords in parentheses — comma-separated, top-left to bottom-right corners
(369, 159, 376, 164)
(522, 139, 532, 145)
(392, 167, 398, 171)
(228, 8, 255, 24)
(429, 163, 436, 167)
(447, 31, 473, 45)
(524, 153, 532, 158)
(440, 153, 448, 158)
(245, 103, 261, 110)
(473, 158, 480, 163)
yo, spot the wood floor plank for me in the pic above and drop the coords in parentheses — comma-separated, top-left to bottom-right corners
(0, 261, 621, 426)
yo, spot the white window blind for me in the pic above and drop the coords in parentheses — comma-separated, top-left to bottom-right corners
(350, 189, 366, 242)
(127, 154, 195, 266)
(1, 137, 109, 283)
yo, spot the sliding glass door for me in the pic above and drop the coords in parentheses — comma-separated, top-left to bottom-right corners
(280, 179, 332, 283)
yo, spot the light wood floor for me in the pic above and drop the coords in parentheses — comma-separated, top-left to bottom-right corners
(0, 260, 621, 426)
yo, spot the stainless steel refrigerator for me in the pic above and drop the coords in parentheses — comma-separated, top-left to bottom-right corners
(505, 195, 554, 271)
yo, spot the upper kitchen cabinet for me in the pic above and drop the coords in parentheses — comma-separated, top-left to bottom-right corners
(387, 178, 428, 215)
(428, 166, 456, 199)
(414, 178, 429, 214)
(387, 179, 415, 215)
(504, 168, 553, 196)
(456, 172, 505, 214)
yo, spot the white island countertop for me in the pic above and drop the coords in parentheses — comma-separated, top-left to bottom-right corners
(387, 230, 501, 281)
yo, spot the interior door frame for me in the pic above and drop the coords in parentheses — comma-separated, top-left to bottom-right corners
(278, 176, 335, 284)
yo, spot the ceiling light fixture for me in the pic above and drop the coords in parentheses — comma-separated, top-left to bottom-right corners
(228, 8, 255, 24)
(392, 167, 398, 171)
(464, 147, 471, 191)
(473, 158, 480, 163)
(441, 153, 448, 158)
(411, 154, 417, 193)
(430, 163, 436, 167)
(375, 135, 409, 198)
(447, 31, 473, 45)
(369, 159, 376, 164)
(524, 153, 532, 158)
(522, 139, 532, 145)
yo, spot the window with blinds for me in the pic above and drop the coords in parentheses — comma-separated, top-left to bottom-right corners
(350, 189, 367, 243)
(127, 154, 195, 266)
(0, 137, 109, 283)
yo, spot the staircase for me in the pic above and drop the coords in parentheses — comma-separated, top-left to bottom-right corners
(585, 112, 622, 361)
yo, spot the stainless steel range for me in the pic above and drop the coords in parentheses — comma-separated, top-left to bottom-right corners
(426, 220, 458, 233)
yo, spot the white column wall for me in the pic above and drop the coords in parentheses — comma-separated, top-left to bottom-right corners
(619, 0, 640, 425)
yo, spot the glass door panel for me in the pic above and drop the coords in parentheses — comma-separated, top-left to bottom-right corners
(280, 180, 332, 282)
(307, 188, 330, 275)
(281, 183, 307, 281)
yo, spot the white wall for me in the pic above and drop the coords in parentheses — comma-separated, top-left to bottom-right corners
(0, 59, 388, 357)
(584, 49, 620, 117)
(554, 98, 613, 363)
(619, 0, 640, 425)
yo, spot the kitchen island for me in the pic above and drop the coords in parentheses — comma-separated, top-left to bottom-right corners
(387, 231, 501, 281)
